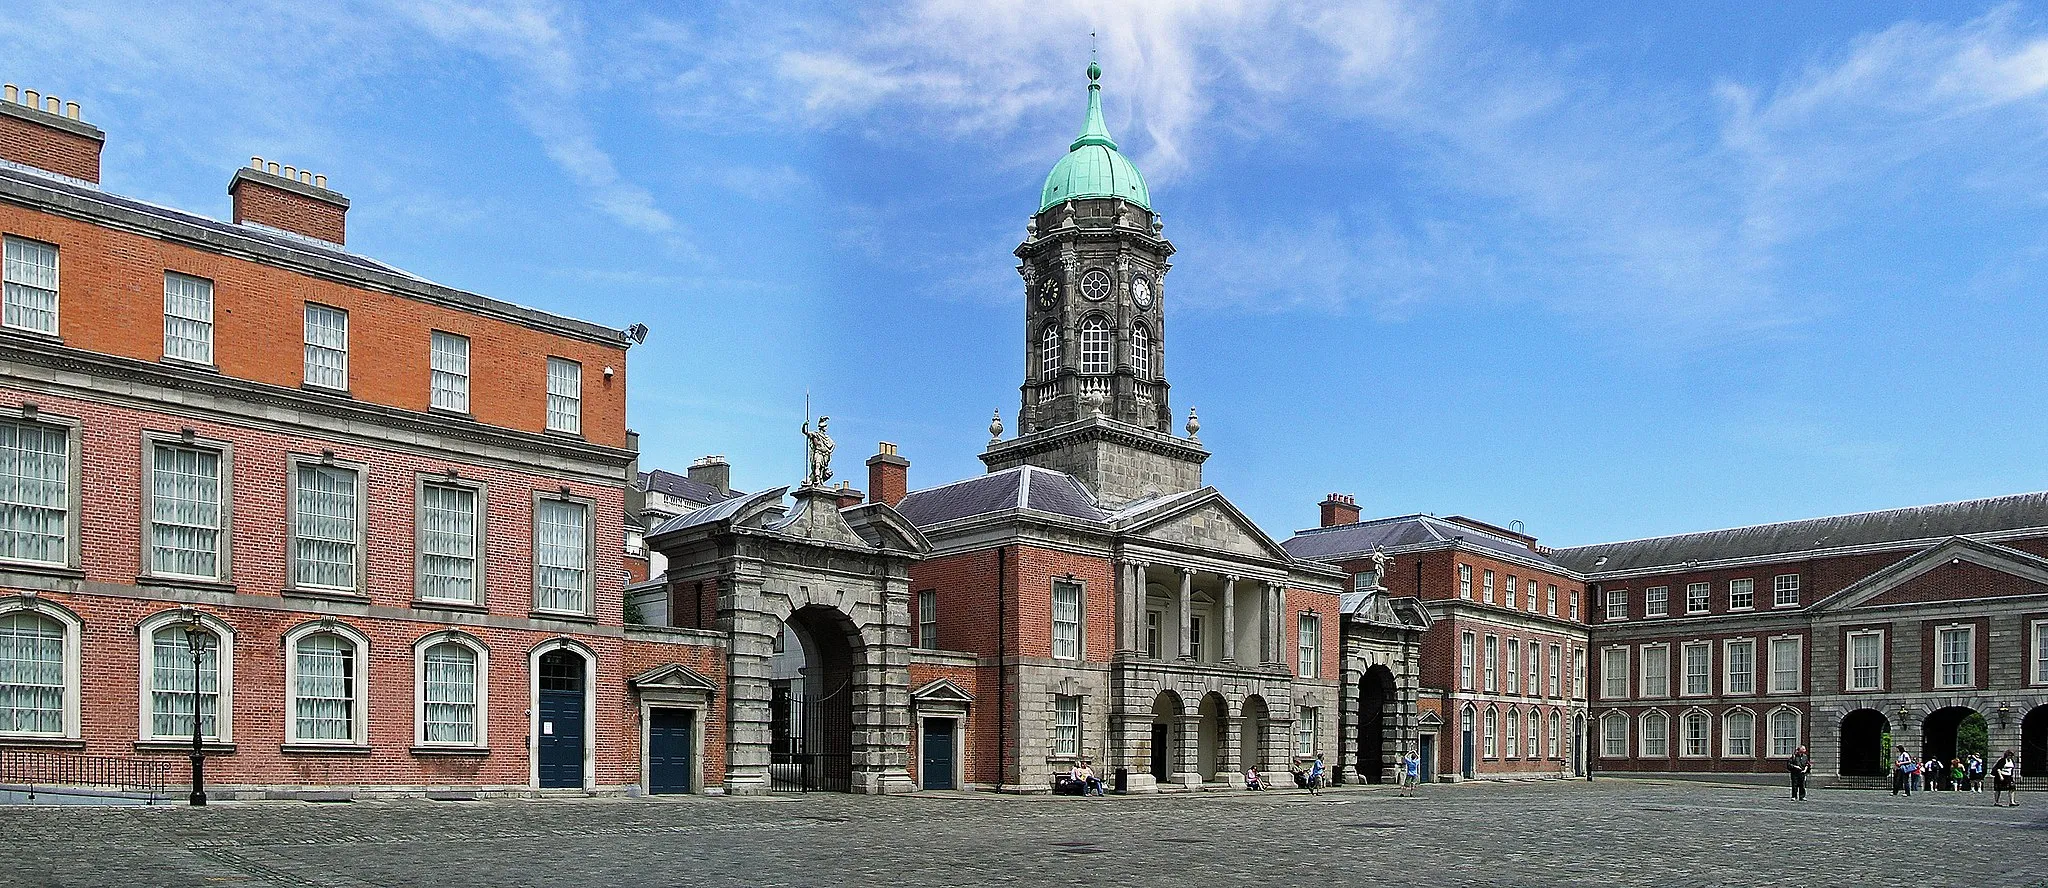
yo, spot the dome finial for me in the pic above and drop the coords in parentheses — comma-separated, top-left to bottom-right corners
(1088, 31, 1101, 82)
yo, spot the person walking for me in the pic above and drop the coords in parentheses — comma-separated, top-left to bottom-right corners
(1308, 755, 1325, 795)
(1991, 751, 2018, 807)
(1893, 746, 1914, 796)
(1400, 751, 1421, 796)
(1788, 745, 1811, 801)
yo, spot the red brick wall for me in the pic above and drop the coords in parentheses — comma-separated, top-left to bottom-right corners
(908, 549, 1003, 657)
(1011, 546, 1115, 661)
(231, 178, 345, 244)
(1285, 586, 1341, 679)
(906, 662, 992, 787)
(0, 201, 630, 447)
(0, 112, 99, 182)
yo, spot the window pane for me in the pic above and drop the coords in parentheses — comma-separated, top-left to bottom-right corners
(1603, 649, 1628, 699)
(2, 237, 58, 334)
(1297, 614, 1319, 678)
(1726, 641, 1754, 694)
(422, 642, 478, 744)
(1770, 710, 1799, 756)
(294, 464, 358, 589)
(1298, 706, 1318, 756)
(1770, 638, 1800, 692)
(1725, 711, 1753, 757)
(294, 634, 354, 741)
(535, 499, 590, 612)
(1602, 714, 1627, 757)
(149, 626, 219, 739)
(1773, 574, 1800, 607)
(419, 483, 478, 603)
(151, 445, 221, 578)
(1729, 578, 1754, 610)
(1131, 324, 1151, 377)
(1054, 695, 1080, 757)
(1052, 581, 1081, 659)
(430, 331, 471, 413)
(546, 357, 581, 433)
(0, 612, 65, 733)
(163, 273, 214, 363)
(1079, 318, 1110, 374)
(917, 590, 938, 650)
(303, 304, 348, 389)
(1644, 586, 1667, 617)
(0, 421, 69, 564)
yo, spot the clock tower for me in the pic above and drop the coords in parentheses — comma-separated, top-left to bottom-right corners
(982, 60, 1209, 506)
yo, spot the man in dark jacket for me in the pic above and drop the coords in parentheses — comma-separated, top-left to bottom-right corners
(1788, 746, 1811, 800)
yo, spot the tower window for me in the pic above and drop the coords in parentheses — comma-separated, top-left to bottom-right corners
(1131, 323, 1151, 378)
(1038, 324, 1062, 381)
(1080, 316, 1110, 375)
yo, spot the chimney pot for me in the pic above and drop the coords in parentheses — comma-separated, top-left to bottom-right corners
(314, 174, 327, 188)
(866, 442, 911, 508)
(1318, 493, 1362, 528)
(266, 161, 280, 175)
(63, 102, 78, 120)
(2, 85, 16, 103)
(230, 158, 349, 244)
(685, 454, 731, 495)
(282, 165, 296, 180)
(250, 156, 262, 168)
(44, 96, 59, 114)
(0, 84, 105, 183)
(22, 90, 37, 107)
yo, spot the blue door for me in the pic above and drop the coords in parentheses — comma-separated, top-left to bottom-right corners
(921, 718, 956, 790)
(538, 651, 586, 790)
(649, 708, 695, 794)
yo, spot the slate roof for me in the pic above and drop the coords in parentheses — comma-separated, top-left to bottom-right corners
(647, 486, 785, 538)
(894, 466, 1111, 527)
(1552, 490, 2048, 575)
(640, 469, 744, 508)
(1282, 514, 1560, 568)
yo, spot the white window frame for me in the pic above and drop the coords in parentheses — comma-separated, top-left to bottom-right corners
(0, 595, 81, 739)
(1037, 324, 1061, 380)
(1548, 644, 1561, 698)
(1506, 638, 1521, 694)
(1768, 706, 1801, 758)
(1601, 647, 1629, 700)
(140, 433, 233, 583)
(0, 412, 80, 570)
(1681, 641, 1712, 697)
(545, 356, 583, 434)
(1569, 588, 1579, 622)
(1639, 709, 1669, 757)
(2032, 620, 2048, 686)
(1297, 706, 1319, 757)
(1525, 709, 1538, 758)
(1605, 588, 1627, 621)
(282, 620, 370, 747)
(1483, 570, 1495, 604)
(1526, 579, 1538, 613)
(1144, 608, 1163, 660)
(1547, 710, 1561, 758)
(1846, 629, 1884, 692)
(1051, 579, 1083, 660)
(162, 271, 214, 365)
(1934, 624, 1974, 690)
(1130, 322, 1151, 378)
(1484, 635, 1498, 692)
(1724, 638, 1755, 696)
(1684, 582, 1709, 615)
(1297, 612, 1320, 678)
(2, 235, 59, 335)
(1459, 631, 1475, 690)
(1772, 574, 1801, 608)
(917, 590, 938, 650)
(1574, 647, 1586, 699)
(1079, 315, 1111, 375)
(532, 492, 596, 617)
(414, 630, 489, 749)
(302, 302, 348, 391)
(1504, 706, 1519, 758)
(1723, 707, 1755, 758)
(1054, 694, 1081, 757)
(136, 609, 235, 743)
(1644, 586, 1668, 618)
(1600, 710, 1628, 758)
(1546, 584, 1557, 616)
(285, 455, 366, 595)
(430, 330, 471, 414)
(1458, 564, 1472, 599)
(1639, 643, 1669, 698)
(1483, 707, 1497, 758)
(415, 475, 486, 606)
(1768, 636, 1803, 694)
(1728, 578, 1755, 611)
(1679, 709, 1710, 758)
(1504, 576, 1518, 609)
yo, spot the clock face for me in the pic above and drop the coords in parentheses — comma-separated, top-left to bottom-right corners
(1036, 278, 1060, 310)
(1080, 269, 1112, 301)
(1131, 276, 1152, 309)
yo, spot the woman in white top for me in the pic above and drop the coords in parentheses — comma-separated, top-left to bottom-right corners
(1991, 752, 2018, 808)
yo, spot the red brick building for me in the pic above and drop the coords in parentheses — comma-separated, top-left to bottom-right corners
(0, 85, 725, 799)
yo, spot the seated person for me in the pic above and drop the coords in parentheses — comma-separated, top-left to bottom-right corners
(1291, 765, 1309, 788)
(1078, 761, 1104, 796)
(1244, 767, 1263, 790)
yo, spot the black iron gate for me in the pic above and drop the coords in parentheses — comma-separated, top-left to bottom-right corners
(770, 677, 852, 792)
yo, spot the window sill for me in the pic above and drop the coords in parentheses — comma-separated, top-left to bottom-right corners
(0, 326, 61, 345)
(281, 743, 372, 755)
(427, 406, 473, 420)
(414, 599, 489, 615)
(300, 382, 352, 397)
(160, 356, 218, 373)
(136, 574, 236, 594)
(543, 428, 586, 441)
(282, 586, 368, 604)
(135, 740, 235, 754)
(0, 735, 84, 749)
(530, 610, 597, 624)
(411, 745, 491, 757)
(0, 560, 83, 581)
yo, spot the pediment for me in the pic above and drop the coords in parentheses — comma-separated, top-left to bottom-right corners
(911, 678, 974, 704)
(1815, 536, 2048, 612)
(1121, 491, 1290, 561)
(629, 663, 718, 693)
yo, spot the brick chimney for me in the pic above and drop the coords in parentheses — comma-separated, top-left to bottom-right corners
(229, 157, 348, 245)
(686, 455, 730, 495)
(0, 84, 103, 183)
(831, 480, 864, 510)
(866, 442, 910, 507)
(1319, 493, 1360, 528)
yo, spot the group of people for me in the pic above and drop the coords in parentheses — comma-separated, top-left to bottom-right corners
(1057, 760, 1106, 796)
(1890, 747, 2021, 806)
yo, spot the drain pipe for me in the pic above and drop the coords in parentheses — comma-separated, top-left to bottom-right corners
(996, 546, 1008, 791)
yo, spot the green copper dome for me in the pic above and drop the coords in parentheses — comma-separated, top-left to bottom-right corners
(1039, 61, 1150, 212)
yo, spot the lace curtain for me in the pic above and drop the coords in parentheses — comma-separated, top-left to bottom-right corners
(534, 500, 588, 612)
(0, 612, 64, 734)
(422, 643, 477, 744)
(294, 465, 357, 589)
(0, 421, 68, 564)
(151, 445, 221, 578)
(2, 237, 58, 334)
(294, 634, 354, 741)
(545, 358, 581, 433)
(149, 627, 219, 738)
(163, 272, 214, 363)
(419, 484, 477, 602)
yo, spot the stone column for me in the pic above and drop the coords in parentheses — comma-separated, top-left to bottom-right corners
(1266, 583, 1285, 666)
(1221, 576, 1237, 664)
(1177, 568, 1194, 661)
(1220, 716, 1242, 786)
(1176, 713, 1203, 787)
(718, 574, 775, 795)
(1115, 560, 1137, 655)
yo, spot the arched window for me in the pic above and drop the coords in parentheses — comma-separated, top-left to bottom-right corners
(285, 623, 369, 746)
(1768, 707, 1801, 757)
(1483, 707, 1498, 758)
(1131, 323, 1152, 378)
(1724, 708, 1755, 757)
(1600, 711, 1628, 758)
(0, 604, 76, 738)
(1504, 707, 1519, 758)
(1080, 316, 1111, 375)
(1526, 709, 1538, 758)
(1548, 709, 1562, 758)
(417, 633, 487, 747)
(138, 610, 234, 742)
(1038, 324, 1061, 380)
(1640, 710, 1670, 757)
(1681, 709, 1710, 757)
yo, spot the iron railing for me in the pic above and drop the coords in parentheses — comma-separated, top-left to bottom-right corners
(0, 749, 172, 803)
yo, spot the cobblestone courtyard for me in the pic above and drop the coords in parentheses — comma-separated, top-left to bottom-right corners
(1, 781, 2044, 887)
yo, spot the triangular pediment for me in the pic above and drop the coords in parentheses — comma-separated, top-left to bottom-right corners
(1118, 490, 1291, 560)
(911, 678, 975, 703)
(629, 663, 718, 693)
(1814, 536, 2048, 612)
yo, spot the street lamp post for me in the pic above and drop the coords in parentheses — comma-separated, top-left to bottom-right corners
(182, 614, 210, 807)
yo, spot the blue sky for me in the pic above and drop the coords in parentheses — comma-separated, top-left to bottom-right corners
(8, 1, 2048, 546)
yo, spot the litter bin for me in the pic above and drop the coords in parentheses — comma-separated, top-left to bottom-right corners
(1114, 767, 1128, 795)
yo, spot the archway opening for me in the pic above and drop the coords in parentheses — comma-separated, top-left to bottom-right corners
(536, 648, 589, 789)
(769, 605, 859, 792)
(2023, 704, 2048, 778)
(1839, 709, 1890, 777)
(1150, 691, 1183, 781)
(1240, 696, 1268, 779)
(1920, 706, 1981, 771)
(1357, 665, 1396, 784)
(1196, 692, 1227, 782)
